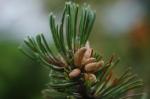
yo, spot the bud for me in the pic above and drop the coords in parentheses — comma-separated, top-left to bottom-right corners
(69, 68, 81, 78)
(84, 62, 97, 73)
(84, 60, 104, 73)
(82, 48, 93, 62)
(74, 47, 87, 67)
(84, 73, 97, 83)
(82, 57, 96, 65)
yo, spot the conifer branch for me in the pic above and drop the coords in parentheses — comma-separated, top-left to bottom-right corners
(20, 1, 144, 99)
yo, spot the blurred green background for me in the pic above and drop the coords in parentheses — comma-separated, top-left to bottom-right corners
(0, 0, 149, 99)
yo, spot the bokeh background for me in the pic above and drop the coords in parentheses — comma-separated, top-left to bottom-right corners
(0, 0, 149, 99)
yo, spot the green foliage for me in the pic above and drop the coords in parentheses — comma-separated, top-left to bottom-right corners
(20, 1, 143, 99)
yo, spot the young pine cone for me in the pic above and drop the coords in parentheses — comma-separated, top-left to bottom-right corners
(72, 47, 104, 79)
(69, 68, 81, 79)
(84, 60, 104, 73)
(84, 73, 97, 83)
(74, 47, 87, 68)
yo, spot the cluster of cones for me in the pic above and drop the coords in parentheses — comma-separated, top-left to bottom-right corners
(69, 43, 104, 83)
